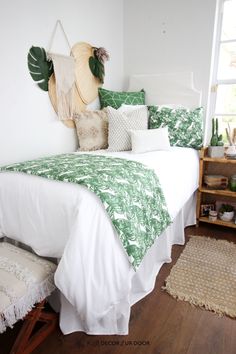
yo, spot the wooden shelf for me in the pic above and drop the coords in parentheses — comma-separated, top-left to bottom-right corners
(202, 157, 236, 164)
(199, 147, 236, 164)
(197, 147, 236, 230)
(199, 187, 236, 197)
(199, 216, 236, 229)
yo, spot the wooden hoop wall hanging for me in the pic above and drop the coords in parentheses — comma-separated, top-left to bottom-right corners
(71, 42, 102, 105)
(28, 20, 109, 129)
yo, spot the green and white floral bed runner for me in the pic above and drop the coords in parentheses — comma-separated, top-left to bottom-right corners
(0, 154, 171, 269)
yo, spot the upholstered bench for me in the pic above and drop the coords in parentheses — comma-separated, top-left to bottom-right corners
(0, 242, 58, 354)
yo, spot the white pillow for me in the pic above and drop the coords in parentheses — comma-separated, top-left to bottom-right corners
(118, 104, 146, 113)
(106, 106, 148, 151)
(130, 127, 171, 153)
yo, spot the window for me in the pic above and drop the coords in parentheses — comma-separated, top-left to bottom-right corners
(211, 0, 236, 144)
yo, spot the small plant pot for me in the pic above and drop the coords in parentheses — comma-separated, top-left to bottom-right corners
(208, 146, 225, 158)
(219, 211, 234, 222)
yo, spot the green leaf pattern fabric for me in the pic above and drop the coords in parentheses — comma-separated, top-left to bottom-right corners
(98, 88, 145, 109)
(1, 154, 171, 270)
(148, 106, 203, 149)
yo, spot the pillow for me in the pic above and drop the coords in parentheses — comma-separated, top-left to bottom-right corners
(148, 106, 203, 149)
(98, 87, 145, 109)
(106, 106, 148, 151)
(130, 127, 171, 153)
(73, 110, 108, 151)
(118, 104, 146, 113)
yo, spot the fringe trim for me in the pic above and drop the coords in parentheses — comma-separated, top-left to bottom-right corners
(162, 284, 236, 319)
(0, 274, 56, 334)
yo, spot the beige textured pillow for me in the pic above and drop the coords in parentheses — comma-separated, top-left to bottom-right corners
(74, 110, 108, 151)
(106, 106, 148, 151)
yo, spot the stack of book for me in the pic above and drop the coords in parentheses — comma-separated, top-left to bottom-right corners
(204, 175, 228, 189)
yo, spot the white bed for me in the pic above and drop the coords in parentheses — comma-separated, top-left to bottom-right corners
(0, 73, 201, 335)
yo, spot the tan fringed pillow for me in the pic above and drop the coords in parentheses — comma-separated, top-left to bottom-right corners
(74, 110, 108, 151)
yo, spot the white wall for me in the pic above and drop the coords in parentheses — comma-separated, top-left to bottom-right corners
(0, 0, 219, 165)
(0, 0, 124, 165)
(124, 0, 217, 116)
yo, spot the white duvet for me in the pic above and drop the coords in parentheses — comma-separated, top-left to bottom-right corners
(0, 147, 199, 334)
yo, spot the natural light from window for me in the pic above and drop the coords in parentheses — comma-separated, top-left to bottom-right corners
(215, 0, 236, 143)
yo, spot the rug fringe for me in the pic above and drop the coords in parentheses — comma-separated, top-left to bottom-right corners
(162, 236, 236, 319)
(162, 284, 236, 319)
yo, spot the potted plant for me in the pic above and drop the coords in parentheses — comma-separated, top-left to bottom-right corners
(219, 203, 234, 222)
(208, 118, 225, 158)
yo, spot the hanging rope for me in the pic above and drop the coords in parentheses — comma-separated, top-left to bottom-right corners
(47, 20, 72, 55)
(47, 20, 76, 120)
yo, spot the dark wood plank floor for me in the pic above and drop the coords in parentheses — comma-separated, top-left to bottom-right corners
(1, 224, 236, 354)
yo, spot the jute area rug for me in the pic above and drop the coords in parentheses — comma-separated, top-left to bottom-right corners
(163, 236, 236, 318)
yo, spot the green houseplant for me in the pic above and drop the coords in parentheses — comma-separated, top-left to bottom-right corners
(208, 118, 224, 158)
(219, 203, 234, 222)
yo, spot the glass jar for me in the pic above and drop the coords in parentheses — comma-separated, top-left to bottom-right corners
(209, 210, 217, 221)
(230, 175, 236, 192)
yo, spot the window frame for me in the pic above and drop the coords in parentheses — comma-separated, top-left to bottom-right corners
(206, 0, 236, 144)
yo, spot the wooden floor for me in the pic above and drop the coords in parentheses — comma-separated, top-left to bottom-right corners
(1, 224, 236, 354)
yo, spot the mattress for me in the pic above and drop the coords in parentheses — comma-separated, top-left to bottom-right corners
(0, 147, 199, 334)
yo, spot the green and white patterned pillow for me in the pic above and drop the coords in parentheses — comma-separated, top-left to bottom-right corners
(98, 87, 145, 109)
(148, 106, 203, 149)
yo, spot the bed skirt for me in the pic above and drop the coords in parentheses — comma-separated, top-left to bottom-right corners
(56, 192, 196, 335)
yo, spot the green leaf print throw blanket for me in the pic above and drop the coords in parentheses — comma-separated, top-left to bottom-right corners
(0, 154, 171, 269)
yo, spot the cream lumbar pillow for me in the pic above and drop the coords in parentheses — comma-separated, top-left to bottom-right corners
(73, 110, 108, 151)
(106, 106, 148, 151)
(118, 104, 146, 113)
(130, 127, 171, 153)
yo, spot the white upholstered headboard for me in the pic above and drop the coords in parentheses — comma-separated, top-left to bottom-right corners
(128, 72, 202, 108)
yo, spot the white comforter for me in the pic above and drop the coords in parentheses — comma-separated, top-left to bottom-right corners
(0, 147, 199, 334)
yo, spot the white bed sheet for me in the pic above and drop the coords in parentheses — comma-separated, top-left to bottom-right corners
(0, 147, 199, 334)
(76, 147, 199, 220)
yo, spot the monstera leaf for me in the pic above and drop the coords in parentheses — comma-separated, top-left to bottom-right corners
(89, 56, 105, 84)
(27, 46, 54, 91)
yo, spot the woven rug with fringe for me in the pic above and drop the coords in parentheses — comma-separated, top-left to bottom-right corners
(163, 236, 236, 318)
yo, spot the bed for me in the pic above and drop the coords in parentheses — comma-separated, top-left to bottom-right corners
(0, 72, 202, 335)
